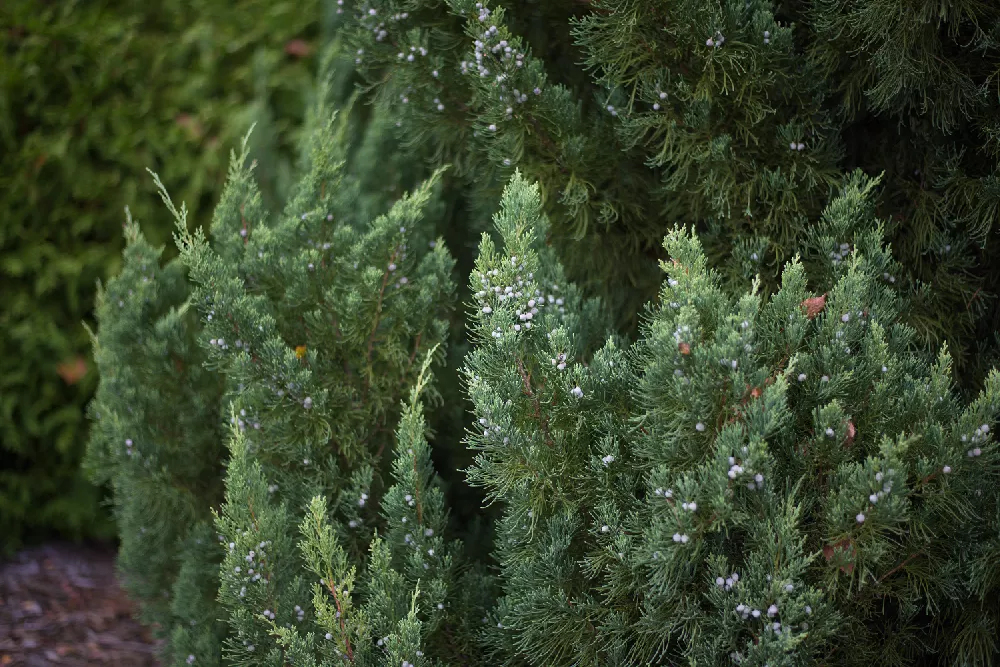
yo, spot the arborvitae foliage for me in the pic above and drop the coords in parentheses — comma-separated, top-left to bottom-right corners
(1, 0, 328, 552)
(339, 0, 1000, 388)
(463, 171, 1000, 665)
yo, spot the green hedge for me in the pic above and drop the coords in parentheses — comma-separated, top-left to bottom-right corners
(0, 0, 328, 553)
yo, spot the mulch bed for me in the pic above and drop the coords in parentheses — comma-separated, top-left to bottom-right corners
(0, 542, 161, 666)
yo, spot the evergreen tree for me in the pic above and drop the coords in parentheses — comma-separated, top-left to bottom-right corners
(463, 170, 1000, 665)
(341, 0, 1000, 387)
(86, 42, 489, 665)
(85, 213, 228, 661)
(88, 6, 1000, 664)
(213, 354, 491, 665)
(92, 150, 1000, 664)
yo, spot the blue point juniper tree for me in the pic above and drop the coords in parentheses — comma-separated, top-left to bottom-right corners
(213, 351, 479, 665)
(341, 0, 1000, 386)
(463, 170, 1000, 666)
(89, 25, 1000, 666)
(86, 45, 494, 664)
(91, 140, 1000, 665)
(164, 112, 462, 662)
(85, 212, 229, 661)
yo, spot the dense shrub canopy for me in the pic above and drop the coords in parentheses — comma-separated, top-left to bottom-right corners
(70, 0, 1000, 664)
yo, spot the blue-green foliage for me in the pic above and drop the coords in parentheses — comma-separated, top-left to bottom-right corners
(86, 1, 1000, 664)
(88, 44, 482, 663)
(92, 112, 1000, 667)
(85, 214, 228, 661)
(343, 0, 1000, 382)
(462, 171, 1000, 665)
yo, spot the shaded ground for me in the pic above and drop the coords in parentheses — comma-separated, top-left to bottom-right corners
(0, 542, 161, 666)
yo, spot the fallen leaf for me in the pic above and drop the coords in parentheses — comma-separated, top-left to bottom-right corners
(678, 342, 691, 355)
(845, 420, 856, 447)
(295, 345, 307, 359)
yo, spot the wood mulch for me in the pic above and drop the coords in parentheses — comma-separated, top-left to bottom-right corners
(0, 542, 161, 666)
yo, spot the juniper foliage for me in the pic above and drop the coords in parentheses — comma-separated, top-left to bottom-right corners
(341, 0, 1000, 386)
(85, 214, 228, 660)
(92, 131, 1000, 666)
(88, 6, 1000, 664)
(463, 171, 1000, 665)
(86, 44, 490, 665)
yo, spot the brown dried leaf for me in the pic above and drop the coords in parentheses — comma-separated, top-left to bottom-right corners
(175, 113, 204, 140)
(56, 357, 88, 385)
(284, 39, 312, 57)
(801, 294, 827, 319)
(823, 537, 855, 574)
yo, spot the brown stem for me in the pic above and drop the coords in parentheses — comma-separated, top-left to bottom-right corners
(363, 251, 396, 401)
(412, 452, 425, 526)
(516, 356, 554, 447)
(327, 578, 355, 663)
(876, 551, 923, 586)
(406, 333, 423, 374)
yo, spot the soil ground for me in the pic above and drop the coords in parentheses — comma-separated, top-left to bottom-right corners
(0, 542, 161, 666)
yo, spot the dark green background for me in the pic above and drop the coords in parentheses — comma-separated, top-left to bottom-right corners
(0, 0, 327, 554)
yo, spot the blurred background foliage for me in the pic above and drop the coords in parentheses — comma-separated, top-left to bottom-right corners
(0, 0, 336, 554)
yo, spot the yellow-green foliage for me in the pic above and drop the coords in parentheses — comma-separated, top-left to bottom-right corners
(0, 0, 323, 553)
